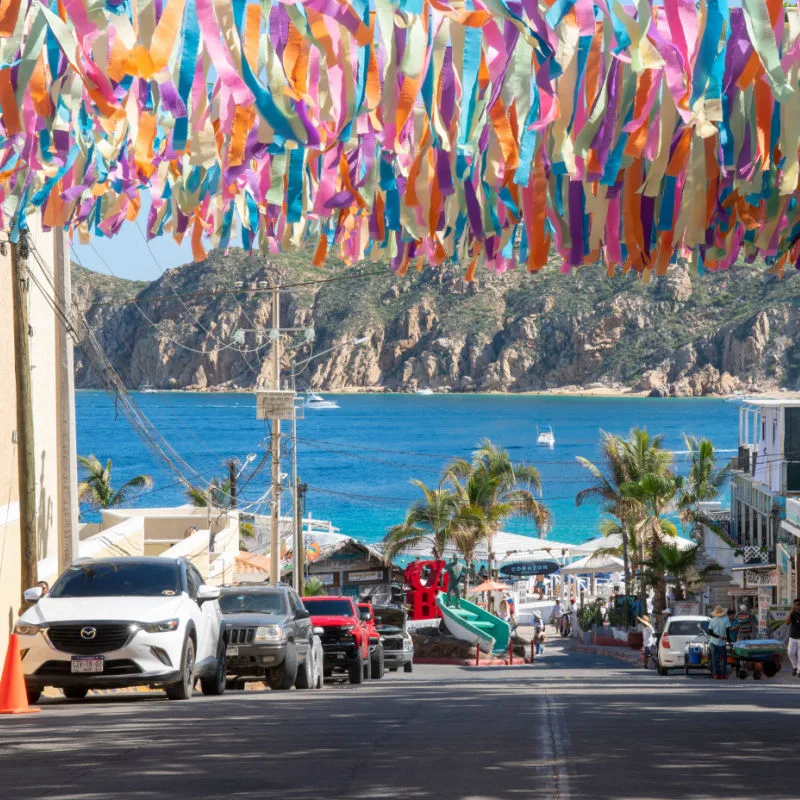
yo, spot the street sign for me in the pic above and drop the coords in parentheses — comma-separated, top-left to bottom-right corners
(499, 560, 560, 577)
(256, 390, 297, 419)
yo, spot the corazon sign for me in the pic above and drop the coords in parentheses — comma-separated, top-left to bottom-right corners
(499, 561, 560, 578)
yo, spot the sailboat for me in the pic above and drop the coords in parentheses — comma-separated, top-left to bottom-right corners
(536, 425, 555, 448)
(140, 382, 157, 394)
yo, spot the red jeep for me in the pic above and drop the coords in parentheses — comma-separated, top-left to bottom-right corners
(358, 602, 385, 680)
(302, 596, 371, 684)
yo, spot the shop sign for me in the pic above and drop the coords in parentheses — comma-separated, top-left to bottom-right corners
(314, 573, 336, 586)
(499, 560, 560, 577)
(757, 588, 772, 638)
(767, 605, 792, 640)
(347, 570, 385, 583)
(673, 601, 700, 616)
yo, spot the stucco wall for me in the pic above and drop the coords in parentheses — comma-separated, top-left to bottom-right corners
(0, 222, 74, 645)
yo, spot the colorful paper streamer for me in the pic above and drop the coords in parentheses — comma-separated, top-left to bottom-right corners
(2, 0, 800, 277)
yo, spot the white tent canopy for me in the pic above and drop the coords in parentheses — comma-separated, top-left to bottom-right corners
(392, 532, 598, 561)
(575, 533, 697, 554)
(561, 554, 625, 576)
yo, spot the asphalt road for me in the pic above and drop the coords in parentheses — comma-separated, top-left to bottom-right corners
(2, 644, 799, 800)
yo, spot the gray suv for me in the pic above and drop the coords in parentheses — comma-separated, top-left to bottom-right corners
(220, 585, 314, 690)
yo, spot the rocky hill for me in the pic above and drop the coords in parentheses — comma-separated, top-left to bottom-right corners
(72, 251, 800, 396)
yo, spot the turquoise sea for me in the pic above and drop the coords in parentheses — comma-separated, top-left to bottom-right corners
(75, 392, 740, 545)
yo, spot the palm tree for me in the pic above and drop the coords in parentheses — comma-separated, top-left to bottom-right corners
(677, 435, 730, 538)
(383, 480, 460, 561)
(77, 455, 153, 510)
(303, 576, 326, 597)
(576, 429, 672, 617)
(444, 439, 550, 601)
(621, 472, 681, 613)
(186, 478, 233, 508)
(646, 543, 722, 602)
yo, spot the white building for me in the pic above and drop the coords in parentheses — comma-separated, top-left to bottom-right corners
(729, 398, 800, 623)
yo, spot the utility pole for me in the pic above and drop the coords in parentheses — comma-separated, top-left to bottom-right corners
(269, 288, 282, 586)
(228, 459, 237, 508)
(297, 482, 307, 596)
(11, 229, 38, 601)
(291, 391, 300, 593)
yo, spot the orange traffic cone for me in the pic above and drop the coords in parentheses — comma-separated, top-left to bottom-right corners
(0, 634, 40, 714)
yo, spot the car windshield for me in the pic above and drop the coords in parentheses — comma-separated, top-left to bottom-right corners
(50, 562, 181, 598)
(303, 599, 353, 616)
(668, 620, 710, 636)
(219, 592, 286, 615)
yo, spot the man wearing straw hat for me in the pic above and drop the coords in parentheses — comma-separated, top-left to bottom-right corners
(708, 605, 734, 680)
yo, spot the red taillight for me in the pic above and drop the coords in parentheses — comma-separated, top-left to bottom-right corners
(661, 634, 671, 649)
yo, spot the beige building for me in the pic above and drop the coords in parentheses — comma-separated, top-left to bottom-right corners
(0, 221, 78, 645)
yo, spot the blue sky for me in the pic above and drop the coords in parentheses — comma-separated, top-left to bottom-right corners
(72, 222, 196, 282)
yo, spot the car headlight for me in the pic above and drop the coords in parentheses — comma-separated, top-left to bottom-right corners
(254, 625, 283, 642)
(133, 619, 180, 634)
(14, 622, 43, 636)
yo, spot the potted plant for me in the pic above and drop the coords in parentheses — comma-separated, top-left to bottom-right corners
(578, 602, 603, 645)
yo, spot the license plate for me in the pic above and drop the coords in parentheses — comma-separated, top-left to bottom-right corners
(227, 646, 239, 656)
(71, 656, 103, 673)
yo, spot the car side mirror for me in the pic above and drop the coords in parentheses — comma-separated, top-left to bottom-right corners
(359, 610, 371, 621)
(23, 587, 43, 603)
(295, 608, 310, 620)
(197, 584, 220, 603)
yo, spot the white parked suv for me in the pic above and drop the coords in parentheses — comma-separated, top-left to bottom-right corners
(15, 556, 227, 702)
(657, 615, 711, 675)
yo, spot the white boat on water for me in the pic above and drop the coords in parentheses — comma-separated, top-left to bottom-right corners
(140, 382, 157, 394)
(415, 387, 434, 395)
(536, 425, 555, 448)
(305, 392, 339, 410)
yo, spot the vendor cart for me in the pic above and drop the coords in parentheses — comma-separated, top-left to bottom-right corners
(682, 639, 710, 675)
(730, 639, 786, 680)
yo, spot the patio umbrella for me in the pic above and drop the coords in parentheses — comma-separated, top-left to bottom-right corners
(470, 580, 511, 593)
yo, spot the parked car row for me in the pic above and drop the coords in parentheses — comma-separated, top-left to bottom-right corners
(14, 556, 414, 703)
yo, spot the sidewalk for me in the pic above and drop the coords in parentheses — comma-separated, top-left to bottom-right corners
(561, 636, 800, 685)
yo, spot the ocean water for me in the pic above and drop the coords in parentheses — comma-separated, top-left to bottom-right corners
(75, 392, 740, 545)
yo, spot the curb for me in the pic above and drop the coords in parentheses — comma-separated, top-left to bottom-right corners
(414, 656, 533, 667)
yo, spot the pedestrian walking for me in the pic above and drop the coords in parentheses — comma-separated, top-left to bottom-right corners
(708, 605, 733, 680)
(785, 598, 800, 677)
(549, 598, 564, 631)
(735, 604, 757, 641)
(533, 611, 545, 655)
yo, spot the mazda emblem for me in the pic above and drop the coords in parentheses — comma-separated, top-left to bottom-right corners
(80, 626, 97, 640)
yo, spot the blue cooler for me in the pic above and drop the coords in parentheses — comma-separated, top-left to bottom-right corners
(687, 644, 703, 665)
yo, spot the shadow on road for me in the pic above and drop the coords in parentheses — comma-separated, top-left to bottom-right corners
(1, 648, 798, 800)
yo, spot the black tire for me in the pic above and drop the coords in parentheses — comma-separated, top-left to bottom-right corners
(371, 644, 385, 680)
(404, 661, 413, 673)
(26, 688, 42, 705)
(267, 644, 297, 690)
(763, 660, 778, 678)
(295, 650, 314, 690)
(200, 638, 227, 696)
(323, 667, 333, 678)
(166, 636, 196, 700)
(63, 687, 88, 700)
(753, 670, 762, 680)
(657, 665, 667, 676)
(349, 653, 364, 685)
(389, 667, 398, 673)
